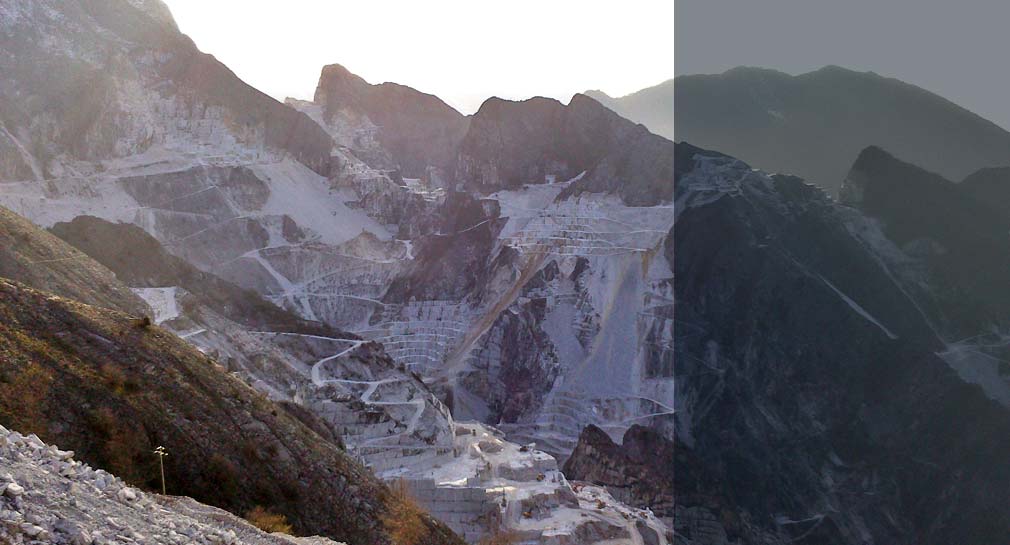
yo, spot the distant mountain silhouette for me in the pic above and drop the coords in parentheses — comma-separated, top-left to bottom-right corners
(585, 79, 673, 140)
(672, 66, 1010, 195)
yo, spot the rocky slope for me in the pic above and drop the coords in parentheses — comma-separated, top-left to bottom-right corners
(50, 215, 338, 334)
(585, 79, 674, 141)
(659, 144, 1010, 545)
(0, 424, 349, 545)
(674, 66, 1010, 195)
(0, 0, 331, 178)
(841, 146, 1010, 336)
(563, 425, 673, 525)
(0, 205, 147, 315)
(48, 215, 458, 475)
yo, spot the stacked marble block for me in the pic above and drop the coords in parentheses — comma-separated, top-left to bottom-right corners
(404, 479, 497, 544)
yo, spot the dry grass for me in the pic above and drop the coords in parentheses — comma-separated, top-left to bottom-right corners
(382, 479, 429, 545)
(87, 406, 149, 483)
(100, 362, 132, 395)
(0, 356, 53, 436)
(245, 506, 294, 534)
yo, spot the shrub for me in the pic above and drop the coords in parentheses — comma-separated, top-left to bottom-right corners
(100, 363, 128, 394)
(0, 359, 52, 436)
(87, 406, 150, 484)
(245, 506, 293, 534)
(382, 479, 428, 545)
(206, 453, 240, 498)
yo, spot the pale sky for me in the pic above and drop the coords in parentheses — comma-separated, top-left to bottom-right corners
(161, 0, 674, 114)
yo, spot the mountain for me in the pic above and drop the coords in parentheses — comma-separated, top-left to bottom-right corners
(303, 63, 470, 181)
(457, 94, 676, 205)
(12, 0, 1010, 543)
(597, 141, 1010, 545)
(673, 66, 1010, 195)
(0, 1, 675, 542)
(0, 0, 332, 178)
(584, 78, 674, 140)
(841, 146, 1010, 336)
(295, 81, 679, 542)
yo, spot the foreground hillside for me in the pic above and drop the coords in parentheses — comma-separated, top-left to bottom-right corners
(0, 206, 147, 315)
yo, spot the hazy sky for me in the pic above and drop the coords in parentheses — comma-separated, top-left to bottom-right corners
(161, 0, 674, 115)
(677, 0, 1010, 130)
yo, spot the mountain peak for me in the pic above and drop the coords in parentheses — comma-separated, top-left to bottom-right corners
(851, 144, 898, 170)
(842, 145, 950, 206)
(314, 63, 370, 103)
(567, 91, 606, 109)
(474, 95, 563, 113)
(317, 62, 366, 84)
(810, 64, 860, 75)
(308, 62, 468, 178)
(583, 88, 613, 100)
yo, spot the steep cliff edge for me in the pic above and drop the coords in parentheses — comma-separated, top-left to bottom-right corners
(310, 63, 469, 179)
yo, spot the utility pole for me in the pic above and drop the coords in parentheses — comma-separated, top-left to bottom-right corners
(154, 446, 168, 495)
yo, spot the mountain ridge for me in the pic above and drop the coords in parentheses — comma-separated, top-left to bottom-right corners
(584, 78, 674, 140)
(674, 64, 1010, 195)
